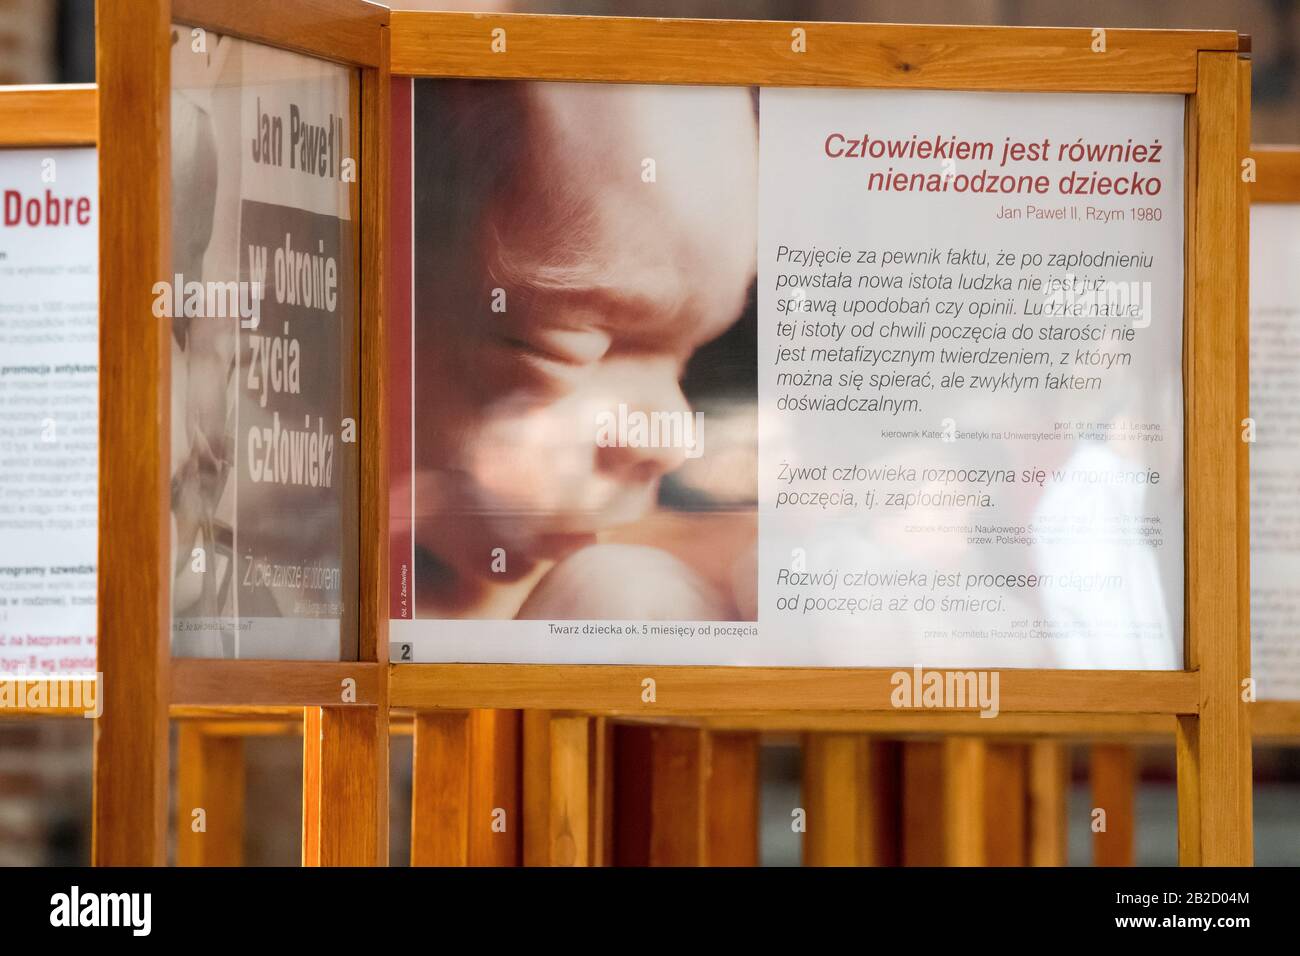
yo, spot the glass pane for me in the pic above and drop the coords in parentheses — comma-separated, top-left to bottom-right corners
(169, 27, 359, 660)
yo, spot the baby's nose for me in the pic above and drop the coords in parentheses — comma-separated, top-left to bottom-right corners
(594, 384, 696, 483)
(598, 433, 688, 483)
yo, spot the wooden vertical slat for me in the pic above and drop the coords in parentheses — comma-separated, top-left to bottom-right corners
(1027, 742, 1068, 867)
(615, 727, 759, 866)
(943, 738, 987, 866)
(901, 741, 946, 866)
(410, 711, 470, 866)
(983, 744, 1027, 866)
(302, 706, 380, 866)
(522, 710, 552, 866)
(410, 709, 521, 866)
(92, 0, 171, 867)
(802, 735, 899, 866)
(176, 724, 245, 867)
(514, 712, 594, 866)
(706, 732, 760, 867)
(589, 717, 616, 867)
(547, 714, 590, 866)
(647, 727, 707, 865)
(467, 709, 521, 865)
(1177, 49, 1252, 866)
(802, 734, 851, 866)
(612, 724, 652, 866)
(1091, 744, 1137, 867)
(1174, 718, 1202, 863)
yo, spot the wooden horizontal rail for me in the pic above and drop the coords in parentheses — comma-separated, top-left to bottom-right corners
(173, 0, 388, 68)
(0, 85, 96, 146)
(170, 660, 381, 709)
(1250, 145, 1300, 203)
(163, 698, 1300, 742)
(168, 709, 413, 735)
(392, 12, 1236, 92)
(389, 664, 1199, 715)
(177, 719, 303, 737)
(0, 677, 100, 718)
(1250, 700, 1300, 741)
(617, 711, 1179, 739)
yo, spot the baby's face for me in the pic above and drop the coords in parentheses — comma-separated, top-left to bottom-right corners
(413, 84, 757, 580)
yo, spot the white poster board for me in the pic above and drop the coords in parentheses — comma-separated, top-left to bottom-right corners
(390, 83, 1186, 670)
(0, 148, 98, 676)
(1249, 202, 1300, 700)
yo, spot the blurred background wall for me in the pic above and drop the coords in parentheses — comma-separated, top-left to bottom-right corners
(5, 1, 1300, 142)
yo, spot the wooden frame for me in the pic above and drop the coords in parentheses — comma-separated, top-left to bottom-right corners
(0, 84, 97, 719)
(387, 12, 1252, 867)
(0, 84, 96, 147)
(93, 0, 389, 865)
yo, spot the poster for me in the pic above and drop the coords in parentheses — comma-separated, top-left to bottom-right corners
(0, 148, 97, 676)
(389, 80, 1185, 670)
(1249, 203, 1300, 700)
(169, 28, 358, 660)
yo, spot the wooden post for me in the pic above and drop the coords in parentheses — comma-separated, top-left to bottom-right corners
(176, 724, 246, 866)
(358, 12, 392, 873)
(92, 0, 171, 867)
(1091, 744, 1136, 866)
(1176, 50, 1253, 866)
(802, 735, 899, 866)
(1234, 51, 1255, 862)
(302, 706, 381, 866)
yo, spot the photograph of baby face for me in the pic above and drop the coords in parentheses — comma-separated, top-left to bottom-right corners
(406, 80, 759, 623)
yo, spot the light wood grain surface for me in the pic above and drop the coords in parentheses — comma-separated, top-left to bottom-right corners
(171, 660, 382, 707)
(391, 11, 1236, 92)
(92, 0, 171, 868)
(390, 664, 1199, 715)
(173, 0, 387, 67)
(0, 84, 95, 146)
(1250, 146, 1300, 203)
